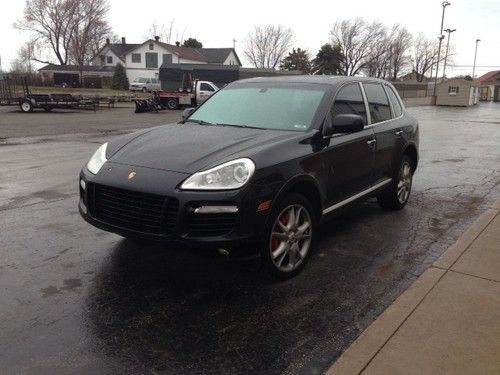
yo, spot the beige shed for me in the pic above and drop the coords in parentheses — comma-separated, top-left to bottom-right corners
(436, 78, 479, 106)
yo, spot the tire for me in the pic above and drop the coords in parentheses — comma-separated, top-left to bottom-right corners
(20, 100, 34, 113)
(377, 155, 413, 210)
(261, 193, 316, 280)
(166, 98, 179, 110)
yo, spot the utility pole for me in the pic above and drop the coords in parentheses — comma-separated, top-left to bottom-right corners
(442, 28, 456, 80)
(433, 1, 451, 100)
(472, 39, 480, 79)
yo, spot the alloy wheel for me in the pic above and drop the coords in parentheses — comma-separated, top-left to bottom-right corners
(397, 161, 412, 204)
(269, 204, 312, 272)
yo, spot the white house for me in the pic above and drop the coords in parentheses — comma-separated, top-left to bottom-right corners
(91, 37, 241, 82)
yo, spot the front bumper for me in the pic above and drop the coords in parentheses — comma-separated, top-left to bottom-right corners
(79, 162, 280, 252)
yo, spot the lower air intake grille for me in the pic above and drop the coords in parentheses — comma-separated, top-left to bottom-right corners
(90, 184, 178, 235)
(187, 213, 237, 237)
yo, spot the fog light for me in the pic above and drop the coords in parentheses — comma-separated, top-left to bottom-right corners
(80, 179, 86, 190)
(79, 199, 87, 214)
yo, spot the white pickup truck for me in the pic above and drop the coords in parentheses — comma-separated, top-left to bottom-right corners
(158, 79, 219, 110)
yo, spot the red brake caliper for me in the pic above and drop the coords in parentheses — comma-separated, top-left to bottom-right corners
(271, 213, 288, 250)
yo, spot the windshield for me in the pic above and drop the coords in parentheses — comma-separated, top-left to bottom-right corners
(188, 84, 326, 131)
(134, 78, 147, 83)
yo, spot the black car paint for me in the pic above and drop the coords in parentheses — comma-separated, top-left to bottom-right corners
(80, 76, 419, 255)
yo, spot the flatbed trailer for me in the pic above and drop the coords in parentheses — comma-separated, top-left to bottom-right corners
(0, 76, 96, 112)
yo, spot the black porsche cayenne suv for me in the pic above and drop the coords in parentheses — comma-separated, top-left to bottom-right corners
(79, 76, 418, 279)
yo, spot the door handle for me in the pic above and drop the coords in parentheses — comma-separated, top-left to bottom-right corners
(395, 130, 404, 136)
(367, 139, 376, 148)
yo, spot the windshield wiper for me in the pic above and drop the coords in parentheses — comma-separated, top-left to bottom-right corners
(216, 123, 262, 130)
(184, 119, 214, 125)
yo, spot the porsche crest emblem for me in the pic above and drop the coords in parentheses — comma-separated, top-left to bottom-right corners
(128, 171, 137, 180)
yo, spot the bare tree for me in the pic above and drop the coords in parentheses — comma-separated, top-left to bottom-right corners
(411, 34, 439, 82)
(244, 25, 293, 69)
(12, 38, 40, 73)
(386, 24, 413, 80)
(69, 0, 111, 81)
(146, 19, 181, 44)
(330, 18, 386, 76)
(15, 0, 79, 65)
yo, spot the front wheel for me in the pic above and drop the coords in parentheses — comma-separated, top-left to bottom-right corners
(377, 155, 413, 210)
(261, 193, 316, 280)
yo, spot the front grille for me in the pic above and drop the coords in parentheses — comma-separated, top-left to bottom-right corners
(89, 184, 178, 235)
(187, 213, 237, 237)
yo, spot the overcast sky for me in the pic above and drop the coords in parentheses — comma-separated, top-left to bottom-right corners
(0, 0, 499, 77)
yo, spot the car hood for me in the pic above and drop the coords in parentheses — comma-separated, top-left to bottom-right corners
(108, 123, 298, 174)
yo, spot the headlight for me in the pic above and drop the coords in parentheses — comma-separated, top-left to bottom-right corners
(181, 158, 255, 190)
(86, 143, 108, 174)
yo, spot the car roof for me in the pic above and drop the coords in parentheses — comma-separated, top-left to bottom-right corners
(234, 75, 391, 87)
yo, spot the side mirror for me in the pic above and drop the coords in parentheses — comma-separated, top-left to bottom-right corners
(181, 107, 196, 121)
(324, 114, 365, 136)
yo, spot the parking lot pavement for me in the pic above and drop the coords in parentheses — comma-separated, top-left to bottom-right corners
(0, 103, 499, 374)
(0, 105, 182, 138)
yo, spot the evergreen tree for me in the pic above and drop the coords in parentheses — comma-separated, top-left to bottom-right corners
(279, 48, 311, 74)
(312, 44, 344, 75)
(183, 38, 203, 48)
(111, 63, 129, 90)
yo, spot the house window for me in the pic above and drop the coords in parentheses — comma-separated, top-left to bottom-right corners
(448, 86, 459, 95)
(131, 53, 141, 63)
(145, 52, 158, 68)
(149, 43, 154, 50)
(106, 56, 113, 64)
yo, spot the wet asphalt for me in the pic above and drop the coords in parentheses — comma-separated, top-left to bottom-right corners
(0, 103, 499, 374)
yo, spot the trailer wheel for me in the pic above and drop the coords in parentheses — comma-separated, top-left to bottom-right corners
(20, 100, 34, 113)
(166, 98, 179, 110)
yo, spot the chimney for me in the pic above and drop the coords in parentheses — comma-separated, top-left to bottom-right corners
(175, 41, 180, 47)
(154, 36, 160, 42)
(105, 38, 110, 45)
(121, 37, 126, 45)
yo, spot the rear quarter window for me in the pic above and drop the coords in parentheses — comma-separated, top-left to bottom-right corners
(385, 86, 403, 117)
(363, 83, 392, 123)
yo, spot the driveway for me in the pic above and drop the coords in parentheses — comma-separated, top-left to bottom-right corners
(0, 103, 499, 374)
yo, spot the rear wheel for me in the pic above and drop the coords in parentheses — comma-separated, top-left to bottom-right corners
(20, 100, 33, 113)
(377, 155, 413, 210)
(261, 193, 316, 280)
(166, 98, 179, 110)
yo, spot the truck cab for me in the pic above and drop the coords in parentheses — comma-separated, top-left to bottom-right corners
(195, 80, 218, 105)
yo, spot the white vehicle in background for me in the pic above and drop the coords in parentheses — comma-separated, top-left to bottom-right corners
(129, 77, 161, 92)
(158, 78, 219, 110)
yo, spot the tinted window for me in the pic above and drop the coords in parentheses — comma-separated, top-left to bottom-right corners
(200, 83, 214, 91)
(385, 86, 403, 117)
(331, 83, 367, 124)
(189, 85, 326, 132)
(363, 83, 391, 123)
(131, 53, 141, 63)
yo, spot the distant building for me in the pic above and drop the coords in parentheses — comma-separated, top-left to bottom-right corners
(39, 36, 242, 87)
(476, 70, 500, 102)
(395, 70, 431, 83)
(436, 78, 479, 106)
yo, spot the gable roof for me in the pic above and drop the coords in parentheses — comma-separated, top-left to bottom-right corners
(107, 43, 141, 60)
(39, 64, 115, 72)
(195, 48, 242, 66)
(476, 70, 500, 83)
(155, 41, 207, 62)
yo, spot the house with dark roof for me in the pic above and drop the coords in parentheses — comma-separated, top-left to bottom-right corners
(476, 70, 500, 101)
(90, 37, 241, 83)
(38, 36, 241, 87)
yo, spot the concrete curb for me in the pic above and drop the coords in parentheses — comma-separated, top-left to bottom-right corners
(327, 197, 500, 375)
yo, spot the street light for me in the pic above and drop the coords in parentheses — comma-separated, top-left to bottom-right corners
(472, 39, 480, 79)
(442, 28, 456, 80)
(433, 1, 451, 98)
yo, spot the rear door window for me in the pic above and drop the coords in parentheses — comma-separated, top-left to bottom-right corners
(331, 83, 367, 125)
(385, 86, 403, 117)
(363, 83, 392, 123)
